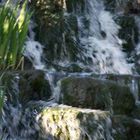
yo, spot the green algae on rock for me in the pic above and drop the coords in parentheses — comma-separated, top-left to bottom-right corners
(36, 105, 112, 140)
(60, 77, 135, 115)
(19, 70, 52, 104)
(1, 70, 52, 105)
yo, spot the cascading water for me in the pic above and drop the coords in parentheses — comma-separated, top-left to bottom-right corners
(23, 20, 45, 70)
(1, 0, 140, 139)
(24, 41, 45, 70)
(75, 0, 133, 74)
(23, 0, 133, 74)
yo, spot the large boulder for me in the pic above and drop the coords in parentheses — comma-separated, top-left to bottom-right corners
(36, 105, 112, 140)
(60, 77, 135, 115)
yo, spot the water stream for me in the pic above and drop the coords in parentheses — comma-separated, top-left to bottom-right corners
(1, 0, 140, 139)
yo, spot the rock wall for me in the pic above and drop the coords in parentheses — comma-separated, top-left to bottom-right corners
(1, 71, 140, 139)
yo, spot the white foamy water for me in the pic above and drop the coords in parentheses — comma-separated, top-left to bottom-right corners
(77, 0, 133, 74)
(24, 40, 45, 70)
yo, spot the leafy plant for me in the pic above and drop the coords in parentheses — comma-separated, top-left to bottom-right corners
(0, 0, 31, 70)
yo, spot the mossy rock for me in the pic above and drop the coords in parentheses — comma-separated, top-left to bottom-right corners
(29, 0, 82, 63)
(96, 74, 140, 103)
(112, 115, 140, 140)
(30, 0, 64, 27)
(30, 0, 64, 46)
(60, 77, 135, 115)
(65, 63, 83, 72)
(19, 70, 52, 104)
(0, 70, 52, 105)
(37, 105, 111, 140)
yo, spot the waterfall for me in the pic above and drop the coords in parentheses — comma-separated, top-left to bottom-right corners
(23, 20, 45, 70)
(1, 0, 140, 139)
(24, 0, 133, 74)
(76, 0, 133, 74)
